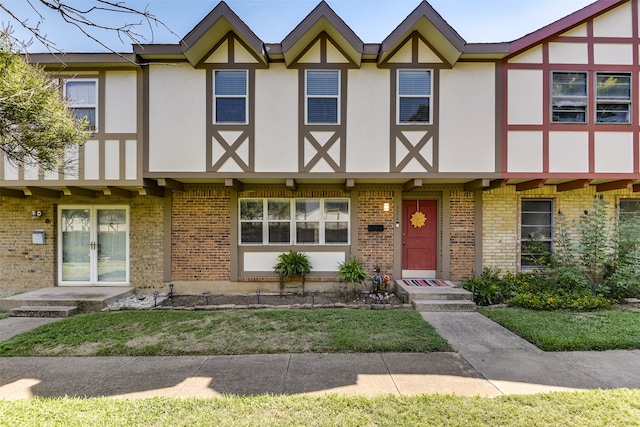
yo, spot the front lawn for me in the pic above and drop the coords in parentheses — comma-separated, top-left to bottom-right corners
(1, 389, 639, 426)
(0, 309, 450, 356)
(479, 307, 640, 351)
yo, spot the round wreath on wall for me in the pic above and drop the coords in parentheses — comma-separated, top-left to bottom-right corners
(410, 211, 426, 228)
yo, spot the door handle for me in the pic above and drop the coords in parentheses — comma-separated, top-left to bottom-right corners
(402, 241, 406, 245)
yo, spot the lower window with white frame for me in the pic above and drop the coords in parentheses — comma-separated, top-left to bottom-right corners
(240, 198, 349, 245)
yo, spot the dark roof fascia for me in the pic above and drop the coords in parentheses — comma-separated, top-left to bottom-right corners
(264, 43, 283, 55)
(380, 1, 466, 58)
(461, 42, 510, 59)
(134, 44, 183, 56)
(281, 1, 364, 55)
(27, 52, 139, 68)
(180, 1, 266, 64)
(509, 0, 628, 55)
(363, 43, 380, 55)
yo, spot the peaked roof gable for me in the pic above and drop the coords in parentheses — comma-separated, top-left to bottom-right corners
(379, 1, 466, 66)
(509, 0, 628, 55)
(181, 1, 266, 66)
(281, 1, 364, 66)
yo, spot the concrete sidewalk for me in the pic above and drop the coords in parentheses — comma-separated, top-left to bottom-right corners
(0, 313, 638, 399)
(421, 312, 640, 395)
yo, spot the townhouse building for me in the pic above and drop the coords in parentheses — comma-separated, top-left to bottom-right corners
(1, 0, 638, 295)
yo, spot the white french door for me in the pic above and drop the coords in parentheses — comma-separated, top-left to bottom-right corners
(58, 205, 130, 286)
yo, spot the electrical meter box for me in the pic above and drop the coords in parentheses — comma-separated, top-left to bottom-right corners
(32, 230, 45, 244)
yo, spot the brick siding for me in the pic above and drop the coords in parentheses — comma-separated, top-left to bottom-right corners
(357, 188, 396, 275)
(482, 185, 634, 274)
(171, 186, 231, 281)
(0, 195, 164, 294)
(449, 190, 475, 281)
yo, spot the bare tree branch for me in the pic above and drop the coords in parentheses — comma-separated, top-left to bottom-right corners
(0, 1, 179, 59)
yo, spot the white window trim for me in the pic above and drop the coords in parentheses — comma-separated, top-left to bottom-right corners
(213, 69, 248, 125)
(239, 198, 350, 245)
(63, 78, 99, 132)
(397, 69, 433, 125)
(305, 70, 340, 125)
(595, 71, 631, 124)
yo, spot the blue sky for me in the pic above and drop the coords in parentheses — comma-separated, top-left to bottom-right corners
(1, 0, 597, 52)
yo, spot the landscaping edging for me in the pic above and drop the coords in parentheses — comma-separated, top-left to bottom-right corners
(104, 302, 414, 312)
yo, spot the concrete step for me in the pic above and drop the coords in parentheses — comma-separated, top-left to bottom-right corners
(0, 287, 135, 314)
(409, 288, 474, 301)
(412, 299, 476, 312)
(10, 305, 78, 318)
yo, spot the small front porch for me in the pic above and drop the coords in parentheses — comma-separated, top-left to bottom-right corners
(0, 287, 135, 316)
(395, 279, 475, 312)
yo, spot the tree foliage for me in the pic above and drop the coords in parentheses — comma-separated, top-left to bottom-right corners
(0, 35, 86, 170)
(577, 195, 610, 284)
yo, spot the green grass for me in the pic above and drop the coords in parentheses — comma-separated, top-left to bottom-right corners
(0, 310, 450, 356)
(0, 313, 7, 320)
(479, 307, 640, 351)
(0, 389, 638, 426)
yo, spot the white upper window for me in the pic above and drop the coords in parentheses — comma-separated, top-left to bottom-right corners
(64, 79, 98, 131)
(306, 70, 339, 124)
(398, 69, 432, 124)
(596, 72, 631, 124)
(214, 70, 248, 124)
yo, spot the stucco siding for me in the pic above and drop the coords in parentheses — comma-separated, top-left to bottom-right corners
(346, 64, 390, 172)
(594, 43, 633, 65)
(548, 42, 588, 64)
(593, 1, 632, 37)
(508, 45, 543, 64)
(439, 63, 495, 172)
(254, 65, 298, 172)
(549, 132, 589, 173)
(84, 140, 100, 179)
(507, 69, 543, 125)
(507, 131, 543, 172)
(104, 140, 120, 179)
(104, 71, 137, 134)
(595, 132, 634, 173)
(148, 64, 207, 172)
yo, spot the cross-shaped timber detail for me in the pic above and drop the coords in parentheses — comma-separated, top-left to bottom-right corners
(211, 130, 251, 171)
(394, 132, 433, 172)
(303, 131, 341, 172)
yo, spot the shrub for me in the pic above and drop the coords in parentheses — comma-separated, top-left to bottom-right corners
(507, 290, 612, 311)
(460, 267, 503, 306)
(605, 263, 640, 300)
(553, 266, 590, 291)
(337, 256, 368, 291)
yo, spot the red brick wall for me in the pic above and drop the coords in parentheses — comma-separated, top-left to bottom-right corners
(357, 188, 395, 275)
(171, 186, 231, 281)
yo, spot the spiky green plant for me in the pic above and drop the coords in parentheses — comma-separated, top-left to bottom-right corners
(274, 250, 312, 277)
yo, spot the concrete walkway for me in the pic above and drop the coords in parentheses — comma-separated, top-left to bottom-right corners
(0, 313, 638, 399)
(421, 312, 640, 394)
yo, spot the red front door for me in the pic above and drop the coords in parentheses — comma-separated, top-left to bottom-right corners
(402, 200, 437, 270)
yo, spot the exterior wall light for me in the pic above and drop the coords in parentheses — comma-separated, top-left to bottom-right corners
(383, 203, 390, 212)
